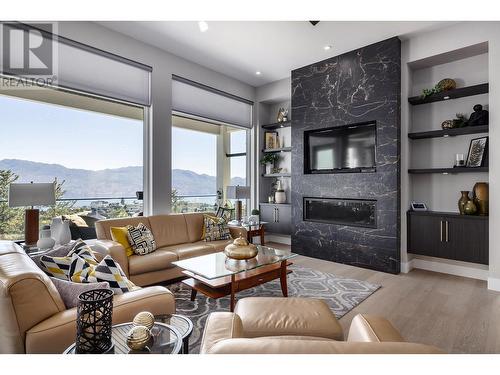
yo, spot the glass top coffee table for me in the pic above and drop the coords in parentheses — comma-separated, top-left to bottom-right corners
(173, 245, 297, 311)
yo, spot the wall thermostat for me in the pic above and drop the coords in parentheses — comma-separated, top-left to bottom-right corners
(410, 201, 428, 211)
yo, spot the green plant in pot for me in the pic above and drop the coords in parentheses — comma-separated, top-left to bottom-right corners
(453, 113, 468, 128)
(251, 209, 260, 216)
(260, 153, 280, 175)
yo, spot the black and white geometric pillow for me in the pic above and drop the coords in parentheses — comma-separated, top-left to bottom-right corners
(87, 255, 134, 294)
(126, 223, 156, 255)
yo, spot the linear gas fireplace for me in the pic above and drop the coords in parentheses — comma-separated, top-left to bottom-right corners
(303, 197, 377, 228)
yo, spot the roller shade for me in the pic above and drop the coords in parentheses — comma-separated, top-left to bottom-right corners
(172, 76, 253, 128)
(0, 22, 151, 106)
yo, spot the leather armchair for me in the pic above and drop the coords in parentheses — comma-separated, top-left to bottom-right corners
(200, 297, 443, 354)
(0, 241, 175, 354)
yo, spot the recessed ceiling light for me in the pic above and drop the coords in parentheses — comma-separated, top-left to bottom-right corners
(198, 21, 208, 32)
(255, 71, 262, 75)
(324, 45, 332, 51)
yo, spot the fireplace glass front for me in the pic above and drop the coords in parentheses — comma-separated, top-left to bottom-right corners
(303, 197, 377, 228)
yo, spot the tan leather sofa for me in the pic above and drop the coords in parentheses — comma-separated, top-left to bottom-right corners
(95, 213, 246, 286)
(0, 241, 175, 354)
(200, 297, 443, 354)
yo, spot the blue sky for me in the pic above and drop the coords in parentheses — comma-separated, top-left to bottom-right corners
(0, 94, 245, 178)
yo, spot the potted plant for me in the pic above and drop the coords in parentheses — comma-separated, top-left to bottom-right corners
(260, 153, 280, 175)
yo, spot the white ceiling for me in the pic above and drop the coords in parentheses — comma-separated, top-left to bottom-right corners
(98, 21, 455, 87)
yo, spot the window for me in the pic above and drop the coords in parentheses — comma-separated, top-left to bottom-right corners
(171, 120, 218, 213)
(0, 91, 144, 241)
(226, 128, 248, 217)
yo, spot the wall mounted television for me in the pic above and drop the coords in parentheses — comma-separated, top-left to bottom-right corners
(304, 121, 376, 174)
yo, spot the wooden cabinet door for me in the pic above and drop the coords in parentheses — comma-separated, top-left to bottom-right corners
(407, 214, 443, 256)
(445, 217, 488, 265)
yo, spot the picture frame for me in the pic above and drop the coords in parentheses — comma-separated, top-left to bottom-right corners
(264, 131, 278, 150)
(410, 201, 428, 211)
(466, 136, 488, 168)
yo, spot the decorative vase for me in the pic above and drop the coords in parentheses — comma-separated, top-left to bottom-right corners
(52, 218, 71, 245)
(76, 289, 114, 354)
(126, 325, 152, 351)
(133, 312, 155, 331)
(473, 182, 489, 216)
(37, 225, 55, 250)
(275, 190, 286, 204)
(458, 191, 470, 215)
(224, 235, 258, 260)
(265, 163, 273, 175)
(464, 200, 478, 215)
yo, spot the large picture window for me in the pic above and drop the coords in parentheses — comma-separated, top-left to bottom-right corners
(0, 91, 144, 240)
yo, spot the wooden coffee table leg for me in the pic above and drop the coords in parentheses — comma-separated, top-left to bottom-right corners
(260, 227, 265, 245)
(230, 274, 237, 312)
(280, 260, 288, 297)
(190, 288, 197, 301)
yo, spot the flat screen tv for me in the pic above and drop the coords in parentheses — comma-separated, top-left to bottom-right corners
(304, 121, 376, 174)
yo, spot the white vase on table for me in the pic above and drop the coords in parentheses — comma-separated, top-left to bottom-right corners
(51, 218, 71, 245)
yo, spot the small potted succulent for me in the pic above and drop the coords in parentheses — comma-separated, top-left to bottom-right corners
(260, 153, 280, 175)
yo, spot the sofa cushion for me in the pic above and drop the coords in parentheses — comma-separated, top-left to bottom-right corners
(206, 239, 232, 252)
(148, 214, 190, 248)
(184, 212, 206, 242)
(128, 248, 178, 275)
(172, 242, 218, 260)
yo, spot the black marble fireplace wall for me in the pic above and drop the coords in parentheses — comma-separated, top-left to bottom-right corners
(291, 37, 401, 274)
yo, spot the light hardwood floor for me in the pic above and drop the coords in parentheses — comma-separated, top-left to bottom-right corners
(266, 242, 500, 354)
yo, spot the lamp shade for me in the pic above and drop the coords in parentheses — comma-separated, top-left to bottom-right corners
(226, 186, 250, 200)
(8, 183, 56, 207)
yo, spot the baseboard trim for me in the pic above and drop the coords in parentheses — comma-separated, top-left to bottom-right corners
(410, 257, 488, 281)
(487, 277, 500, 291)
(265, 234, 291, 245)
(400, 259, 414, 274)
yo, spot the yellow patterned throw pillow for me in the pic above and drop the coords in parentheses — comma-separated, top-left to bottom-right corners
(203, 214, 231, 242)
(39, 240, 96, 280)
(110, 226, 134, 257)
(87, 255, 135, 294)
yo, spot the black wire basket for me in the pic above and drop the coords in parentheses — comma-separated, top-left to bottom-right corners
(76, 289, 114, 354)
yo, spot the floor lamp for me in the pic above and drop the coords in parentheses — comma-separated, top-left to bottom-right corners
(226, 185, 250, 224)
(8, 182, 56, 246)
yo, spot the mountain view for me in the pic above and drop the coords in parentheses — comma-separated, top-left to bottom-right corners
(0, 159, 245, 198)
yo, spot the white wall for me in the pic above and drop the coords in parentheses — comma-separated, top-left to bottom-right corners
(400, 21, 500, 289)
(54, 21, 256, 215)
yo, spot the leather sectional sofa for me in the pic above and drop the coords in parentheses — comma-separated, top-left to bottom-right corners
(0, 241, 175, 354)
(95, 213, 246, 286)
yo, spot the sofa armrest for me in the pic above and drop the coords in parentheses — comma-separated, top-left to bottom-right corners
(95, 239, 129, 277)
(25, 286, 175, 353)
(200, 312, 243, 354)
(347, 314, 404, 343)
(228, 226, 247, 239)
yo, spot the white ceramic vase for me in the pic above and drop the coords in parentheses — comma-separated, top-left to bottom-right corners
(265, 163, 273, 175)
(51, 218, 71, 245)
(275, 190, 286, 204)
(37, 226, 55, 250)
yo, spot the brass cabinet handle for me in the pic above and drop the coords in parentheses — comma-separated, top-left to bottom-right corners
(440, 220, 443, 242)
(446, 221, 449, 242)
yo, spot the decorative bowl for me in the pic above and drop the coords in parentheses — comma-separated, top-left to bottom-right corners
(437, 78, 456, 92)
(224, 235, 258, 260)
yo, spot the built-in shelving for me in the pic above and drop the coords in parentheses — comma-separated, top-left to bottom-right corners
(408, 210, 488, 220)
(261, 120, 291, 130)
(408, 125, 489, 140)
(408, 83, 488, 105)
(262, 147, 291, 153)
(259, 203, 291, 206)
(262, 173, 291, 178)
(408, 167, 488, 174)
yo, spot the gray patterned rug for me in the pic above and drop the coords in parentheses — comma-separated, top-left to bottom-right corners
(168, 265, 380, 353)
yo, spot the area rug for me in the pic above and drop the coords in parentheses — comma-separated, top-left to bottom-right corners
(168, 265, 380, 353)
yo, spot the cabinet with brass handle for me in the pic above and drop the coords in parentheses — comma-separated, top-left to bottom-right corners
(408, 211, 488, 265)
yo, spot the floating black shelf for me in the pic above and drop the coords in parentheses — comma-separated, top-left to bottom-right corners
(262, 173, 291, 178)
(408, 83, 488, 105)
(261, 120, 291, 130)
(408, 167, 489, 174)
(408, 125, 489, 139)
(262, 147, 291, 153)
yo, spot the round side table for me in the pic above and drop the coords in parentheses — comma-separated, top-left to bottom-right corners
(64, 322, 182, 354)
(154, 314, 193, 354)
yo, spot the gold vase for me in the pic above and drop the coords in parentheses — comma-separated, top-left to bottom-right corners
(224, 235, 258, 260)
(458, 191, 469, 215)
(464, 200, 478, 215)
(473, 182, 489, 216)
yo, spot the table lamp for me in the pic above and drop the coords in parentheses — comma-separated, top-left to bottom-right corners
(8, 182, 56, 246)
(226, 185, 250, 223)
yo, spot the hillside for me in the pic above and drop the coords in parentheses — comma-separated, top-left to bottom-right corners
(0, 159, 245, 198)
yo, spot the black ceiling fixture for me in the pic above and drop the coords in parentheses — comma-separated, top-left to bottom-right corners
(309, 21, 320, 26)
